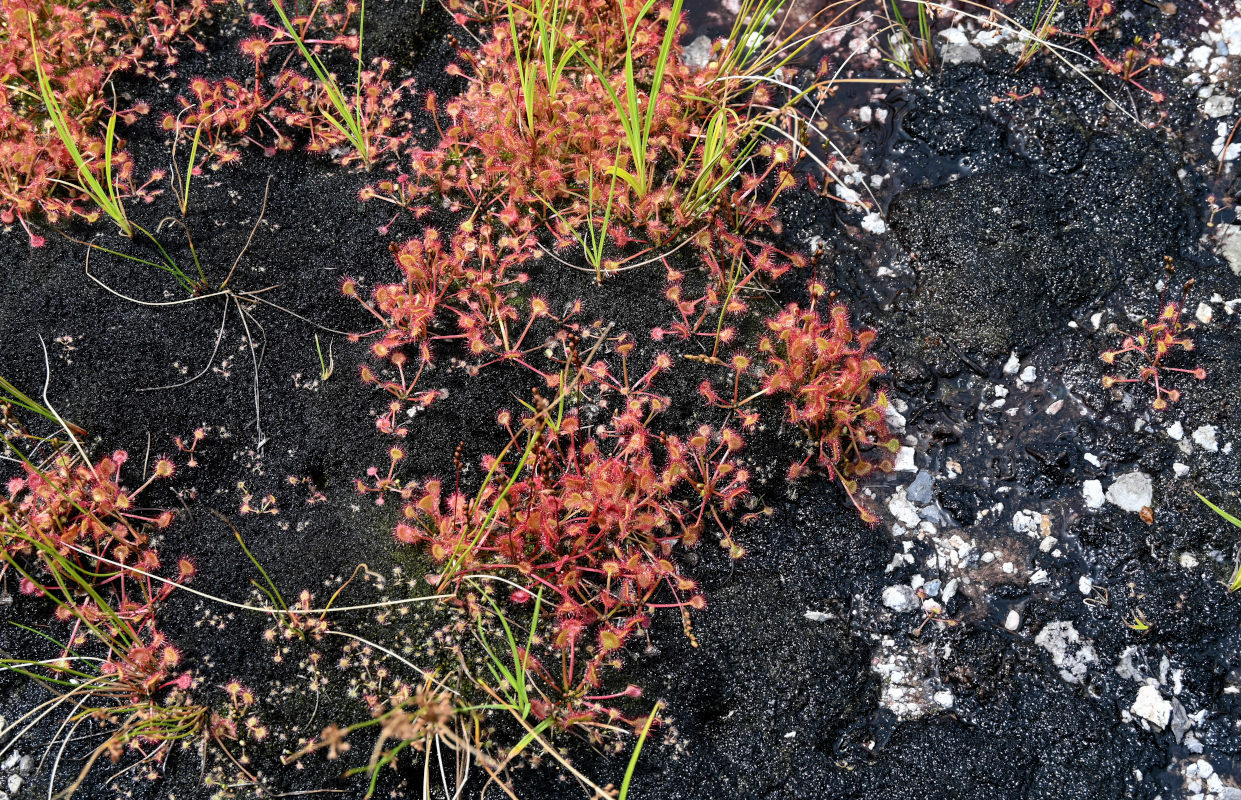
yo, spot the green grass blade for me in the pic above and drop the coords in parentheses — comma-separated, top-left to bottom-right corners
(271, 0, 369, 164)
(232, 525, 289, 614)
(27, 15, 131, 235)
(1198, 492, 1241, 529)
(0, 374, 58, 423)
(619, 701, 662, 800)
(506, 716, 555, 761)
(181, 123, 203, 215)
(643, 0, 683, 146)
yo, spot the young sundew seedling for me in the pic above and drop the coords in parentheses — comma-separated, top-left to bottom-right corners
(1101, 275, 1206, 411)
(701, 282, 898, 522)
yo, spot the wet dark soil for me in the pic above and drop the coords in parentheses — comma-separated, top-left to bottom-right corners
(4, 1, 1241, 799)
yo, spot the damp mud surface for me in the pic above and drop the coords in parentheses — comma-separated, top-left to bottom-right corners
(4, 1, 1241, 799)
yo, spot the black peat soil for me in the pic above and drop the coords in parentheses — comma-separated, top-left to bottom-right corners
(3, 1, 1241, 799)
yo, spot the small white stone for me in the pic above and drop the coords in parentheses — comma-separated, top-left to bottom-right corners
(1106, 472, 1153, 513)
(933, 690, 955, 708)
(888, 489, 921, 528)
(1205, 95, 1236, 118)
(894, 446, 917, 472)
(681, 35, 713, 69)
(1084, 452, 1101, 467)
(1195, 302, 1214, 324)
(1039, 536, 1057, 553)
(1004, 610, 1021, 631)
(1079, 576, 1093, 595)
(882, 585, 921, 613)
(1219, 224, 1241, 276)
(1180, 553, 1200, 569)
(1002, 561, 1015, 574)
(804, 610, 830, 622)
(1167, 421, 1184, 440)
(1198, 760, 1215, 780)
(1090, 312, 1104, 330)
(1083, 480, 1105, 510)
(977, 27, 1008, 45)
(1031, 569, 1050, 585)
(1019, 365, 1037, 384)
(1013, 510, 1041, 535)
(835, 183, 862, 205)
(1045, 399, 1064, 415)
(861, 211, 887, 235)
(1131, 684, 1172, 729)
(1003, 352, 1020, 375)
(939, 27, 969, 45)
(1192, 425, 1219, 452)
(940, 40, 982, 64)
(1174, 462, 1190, 478)
(1189, 45, 1211, 69)
(1035, 621, 1098, 684)
(982, 551, 995, 563)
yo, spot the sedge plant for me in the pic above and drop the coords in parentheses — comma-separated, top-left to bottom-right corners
(577, 0, 684, 198)
(676, 0, 841, 217)
(270, 0, 374, 168)
(170, 120, 206, 217)
(1198, 492, 1241, 592)
(884, 0, 935, 74)
(618, 700, 662, 800)
(1015, 0, 1061, 70)
(28, 16, 133, 237)
(471, 581, 544, 722)
(0, 374, 86, 437)
(537, 145, 623, 282)
(506, 0, 583, 135)
(32, 20, 210, 295)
